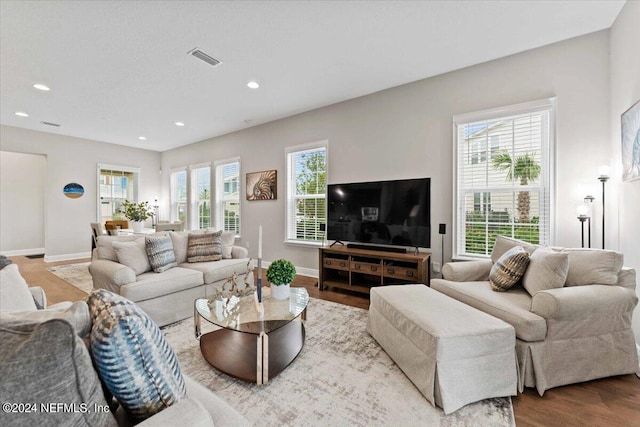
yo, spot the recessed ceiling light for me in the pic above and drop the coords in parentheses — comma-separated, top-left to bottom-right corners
(247, 81, 260, 89)
(15, 111, 29, 117)
(175, 121, 185, 127)
(33, 84, 50, 91)
(138, 136, 147, 141)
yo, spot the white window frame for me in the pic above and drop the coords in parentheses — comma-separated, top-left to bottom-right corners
(452, 98, 556, 259)
(170, 167, 187, 226)
(285, 140, 328, 246)
(190, 162, 212, 230)
(96, 164, 140, 223)
(214, 157, 241, 237)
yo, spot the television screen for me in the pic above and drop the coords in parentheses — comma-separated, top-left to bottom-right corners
(327, 178, 431, 248)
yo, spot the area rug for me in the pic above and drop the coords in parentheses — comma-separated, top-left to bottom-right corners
(46, 262, 92, 293)
(162, 297, 515, 426)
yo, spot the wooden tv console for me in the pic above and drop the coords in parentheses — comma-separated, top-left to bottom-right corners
(318, 246, 430, 295)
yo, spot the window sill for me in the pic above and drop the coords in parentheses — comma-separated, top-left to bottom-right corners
(284, 240, 324, 249)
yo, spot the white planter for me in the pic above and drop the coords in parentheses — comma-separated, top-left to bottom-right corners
(270, 283, 290, 300)
(131, 221, 144, 233)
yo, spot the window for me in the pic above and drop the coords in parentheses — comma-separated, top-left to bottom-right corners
(97, 164, 140, 223)
(453, 99, 554, 258)
(191, 164, 211, 229)
(170, 168, 187, 224)
(215, 159, 241, 235)
(286, 141, 327, 244)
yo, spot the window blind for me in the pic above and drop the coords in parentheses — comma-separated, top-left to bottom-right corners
(215, 159, 240, 235)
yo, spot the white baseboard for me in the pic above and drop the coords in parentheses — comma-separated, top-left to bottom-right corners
(44, 252, 91, 263)
(0, 247, 46, 257)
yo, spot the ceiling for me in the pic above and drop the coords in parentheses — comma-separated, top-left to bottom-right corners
(0, 1, 625, 152)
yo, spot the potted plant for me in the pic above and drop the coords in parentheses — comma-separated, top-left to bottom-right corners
(266, 259, 296, 300)
(119, 200, 152, 232)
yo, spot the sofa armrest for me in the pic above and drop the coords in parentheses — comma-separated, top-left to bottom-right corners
(88, 259, 136, 294)
(29, 286, 47, 308)
(441, 260, 492, 282)
(136, 398, 213, 427)
(231, 246, 248, 259)
(531, 285, 638, 340)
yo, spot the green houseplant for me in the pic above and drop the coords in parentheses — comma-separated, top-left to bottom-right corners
(119, 200, 152, 231)
(266, 259, 296, 300)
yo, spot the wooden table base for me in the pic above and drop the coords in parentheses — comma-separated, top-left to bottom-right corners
(200, 320, 305, 384)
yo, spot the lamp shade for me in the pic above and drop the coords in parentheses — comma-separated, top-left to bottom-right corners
(598, 165, 610, 179)
(576, 204, 589, 217)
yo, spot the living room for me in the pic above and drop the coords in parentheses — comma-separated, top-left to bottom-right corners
(1, 1, 639, 426)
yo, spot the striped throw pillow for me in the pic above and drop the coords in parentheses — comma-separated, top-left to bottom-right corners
(187, 230, 222, 262)
(87, 290, 186, 422)
(145, 235, 177, 273)
(489, 245, 530, 291)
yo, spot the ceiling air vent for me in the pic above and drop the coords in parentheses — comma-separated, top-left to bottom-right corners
(188, 48, 221, 68)
(40, 121, 61, 127)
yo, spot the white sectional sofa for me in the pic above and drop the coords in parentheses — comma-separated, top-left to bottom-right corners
(89, 231, 253, 327)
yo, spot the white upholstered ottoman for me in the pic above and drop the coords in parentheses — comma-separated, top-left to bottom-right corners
(367, 285, 517, 414)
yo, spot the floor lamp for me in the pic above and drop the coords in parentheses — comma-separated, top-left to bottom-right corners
(598, 166, 610, 249)
(577, 205, 589, 248)
(584, 195, 594, 248)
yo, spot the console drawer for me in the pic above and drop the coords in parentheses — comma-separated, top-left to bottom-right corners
(323, 258, 349, 271)
(351, 261, 382, 275)
(384, 266, 419, 280)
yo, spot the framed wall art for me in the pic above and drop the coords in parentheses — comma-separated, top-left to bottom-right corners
(246, 170, 277, 200)
(63, 182, 84, 198)
(621, 99, 640, 182)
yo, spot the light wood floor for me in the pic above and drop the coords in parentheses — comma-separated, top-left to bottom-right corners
(9, 255, 640, 426)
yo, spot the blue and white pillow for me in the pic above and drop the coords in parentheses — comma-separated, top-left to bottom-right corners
(145, 235, 177, 273)
(86, 289, 186, 422)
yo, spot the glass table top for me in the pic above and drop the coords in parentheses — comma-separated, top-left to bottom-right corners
(195, 287, 309, 335)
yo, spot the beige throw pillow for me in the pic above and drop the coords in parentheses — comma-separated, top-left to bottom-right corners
(489, 246, 530, 292)
(112, 239, 151, 275)
(187, 230, 223, 262)
(562, 248, 624, 286)
(522, 248, 569, 296)
(221, 231, 235, 259)
(490, 235, 538, 264)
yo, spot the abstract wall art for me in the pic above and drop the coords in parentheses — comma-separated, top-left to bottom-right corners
(246, 170, 277, 200)
(63, 182, 84, 198)
(622, 99, 640, 182)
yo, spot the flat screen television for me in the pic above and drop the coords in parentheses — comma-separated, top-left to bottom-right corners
(327, 178, 431, 249)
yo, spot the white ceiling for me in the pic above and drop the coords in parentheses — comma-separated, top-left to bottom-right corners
(0, 0, 625, 152)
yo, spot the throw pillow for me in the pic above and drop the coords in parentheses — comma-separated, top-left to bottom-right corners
(145, 235, 177, 273)
(490, 235, 538, 264)
(0, 301, 92, 337)
(0, 263, 37, 313)
(489, 246, 530, 291)
(169, 231, 189, 264)
(221, 231, 235, 259)
(187, 230, 223, 262)
(86, 289, 186, 422)
(522, 248, 569, 296)
(0, 318, 117, 427)
(562, 248, 624, 286)
(95, 235, 136, 261)
(112, 238, 151, 275)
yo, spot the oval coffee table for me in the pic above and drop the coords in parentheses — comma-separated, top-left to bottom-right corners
(194, 287, 309, 385)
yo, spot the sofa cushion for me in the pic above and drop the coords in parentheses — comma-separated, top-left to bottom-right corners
(145, 235, 177, 273)
(522, 248, 569, 296)
(0, 318, 117, 426)
(120, 267, 204, 302)
(0, 263, 37, 313)
(187, 231, 222, 262)
(180, 258, 250, 285)
(87, 289, 186, 423)
(0, 301, 91, 337)
(96, 235, 137, 261)
(431, 279, 547, 342)
(221, 231, 235, 259)
(112, 238, 151, 275)
(491, 235, 538, 264)
(490, 246, 530, 291)
(563, 248, 624, 286)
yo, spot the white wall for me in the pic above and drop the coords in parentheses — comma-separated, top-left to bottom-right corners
(162, 30, 612, 275)
(610, 0, 640, 343)
(0, 151, 45, 254)
(0, 126, 161, 261)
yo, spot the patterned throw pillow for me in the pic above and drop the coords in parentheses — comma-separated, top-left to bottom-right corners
(86, 289, 186, 422)
(187, 230, 223, 262)
(145, 235, 177, 273)
(489, 246, 530, 291)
